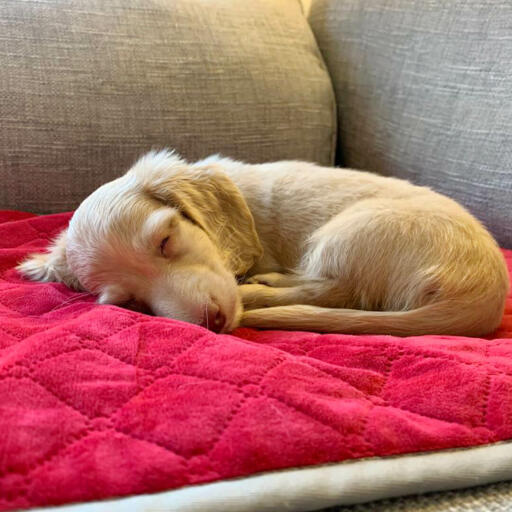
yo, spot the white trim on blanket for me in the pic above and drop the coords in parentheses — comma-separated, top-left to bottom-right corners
(33, 441, 512, 512)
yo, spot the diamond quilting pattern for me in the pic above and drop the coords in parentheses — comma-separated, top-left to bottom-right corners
(382, 355, 489, 426)
(0, 211, 512, 511)
(26, 431, 189, 508)
(32, 349, 143, 418)
(114, 374, 245, 457)
(0, 378, 87, 475)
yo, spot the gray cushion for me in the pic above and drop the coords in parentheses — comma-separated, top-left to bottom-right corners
(309, 0, 512, 248)
(325, 480, 512, 511)
(0, 0, 335, 213)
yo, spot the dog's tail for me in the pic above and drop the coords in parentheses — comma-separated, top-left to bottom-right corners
(240, 298, 505, 337)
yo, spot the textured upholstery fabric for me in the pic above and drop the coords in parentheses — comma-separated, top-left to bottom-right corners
(309, 0, 512, 248)
(330, 481, 512, 511)
(0, 0, 335, 213)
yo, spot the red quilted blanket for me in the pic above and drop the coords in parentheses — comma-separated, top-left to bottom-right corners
(1, 211, 512, 511)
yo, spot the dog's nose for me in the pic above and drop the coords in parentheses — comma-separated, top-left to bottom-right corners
(202, 304, 226, 333)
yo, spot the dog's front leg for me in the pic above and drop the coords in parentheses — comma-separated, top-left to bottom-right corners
(239, 284, 281, 310)
(245, 272, 304, 287)
(239, 280, 347, 310)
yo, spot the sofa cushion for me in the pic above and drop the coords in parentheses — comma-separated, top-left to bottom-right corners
(309, 0, 512, 248)
(0, 0, 335, 213)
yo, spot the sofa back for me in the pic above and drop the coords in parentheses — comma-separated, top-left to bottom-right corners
(0, 0, 335, 213)
(310, 0, 512, 248)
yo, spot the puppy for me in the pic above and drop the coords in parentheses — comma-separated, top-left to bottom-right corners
(18, 150, 509, 336)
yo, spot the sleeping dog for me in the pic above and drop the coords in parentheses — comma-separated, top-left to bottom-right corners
(18, 150, 509, 336)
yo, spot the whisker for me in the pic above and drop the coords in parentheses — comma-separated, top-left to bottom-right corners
(10, 291, 94, 324)
(46, 292, 92, 315)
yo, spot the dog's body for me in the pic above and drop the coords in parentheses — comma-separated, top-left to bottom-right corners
(19, 151, 509, 336)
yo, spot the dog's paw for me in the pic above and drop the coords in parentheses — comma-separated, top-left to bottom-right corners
(245, 275, 270, 286)
(245, 272, 289, 287)
(238, 284, 273, 310)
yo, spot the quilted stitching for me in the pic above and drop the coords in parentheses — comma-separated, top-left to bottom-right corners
(0, 211, 511, 511)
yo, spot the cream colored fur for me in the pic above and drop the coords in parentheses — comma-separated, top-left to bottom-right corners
(18, 150, 509, 336)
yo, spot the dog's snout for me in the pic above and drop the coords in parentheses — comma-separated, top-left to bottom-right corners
(202, 303, 226, 333)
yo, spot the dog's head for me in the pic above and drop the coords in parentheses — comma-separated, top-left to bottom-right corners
(18, 150, 263, 332)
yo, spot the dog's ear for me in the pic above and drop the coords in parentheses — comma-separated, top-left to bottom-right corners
(17, 229, 82, 290)
(140, 159, 263, 276)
